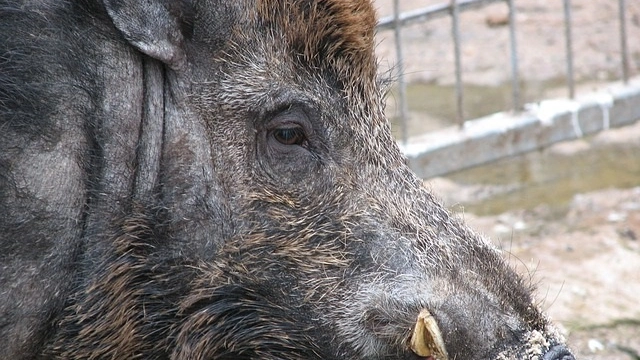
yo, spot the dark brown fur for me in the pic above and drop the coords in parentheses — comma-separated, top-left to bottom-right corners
(256, 0, 378, 80)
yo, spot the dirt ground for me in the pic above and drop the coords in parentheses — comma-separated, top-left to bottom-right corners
(431, 163, 640, 360)
(375, 0, 640, 134)
(430, 163, 640, 359)
(373, 1, 640, 359)
(374, 0, 640, 86)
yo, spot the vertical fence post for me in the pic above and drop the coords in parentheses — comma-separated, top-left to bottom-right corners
(563, 0, 575, 99)
(393, 0, 409, 144)
(618, 0, 629, 84)
(451, 0, 464, 126)
(507, 0, 521, 112)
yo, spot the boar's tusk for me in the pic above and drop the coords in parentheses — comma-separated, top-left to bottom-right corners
(409, 309, 449, 360)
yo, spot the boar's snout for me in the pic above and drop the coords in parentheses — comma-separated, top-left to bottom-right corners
(323, 187, 572, 360)
(544, 345, 575, 360)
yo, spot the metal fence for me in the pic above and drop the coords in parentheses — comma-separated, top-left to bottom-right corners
(378, 0, 633, 145)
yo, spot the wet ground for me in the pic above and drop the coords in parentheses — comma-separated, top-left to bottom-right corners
(441, 123, 640, 216)
(372, 1, 640, 358)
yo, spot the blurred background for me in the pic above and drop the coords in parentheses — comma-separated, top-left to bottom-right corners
(373, 1, 640, 359)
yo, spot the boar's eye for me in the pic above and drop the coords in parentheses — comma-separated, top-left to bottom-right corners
(266, 107, 312, 149)
(272, 126, 306, 146)
(257, 105, 319, 184)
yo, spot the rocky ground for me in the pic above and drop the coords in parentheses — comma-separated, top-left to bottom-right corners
(373, 1, 640, 359)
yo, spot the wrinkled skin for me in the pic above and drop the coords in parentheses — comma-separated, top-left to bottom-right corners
(0, 0, 575, 359)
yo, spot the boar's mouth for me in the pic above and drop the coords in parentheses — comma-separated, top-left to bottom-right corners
(409, 309, 448, 360)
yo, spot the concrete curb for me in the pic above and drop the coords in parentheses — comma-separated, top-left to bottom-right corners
(401, 77, 640, 179)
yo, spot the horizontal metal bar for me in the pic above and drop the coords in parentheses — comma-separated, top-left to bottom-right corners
(401, 78, 640, 179)
(377, 0, 507, 30)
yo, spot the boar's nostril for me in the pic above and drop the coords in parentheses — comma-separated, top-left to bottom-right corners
(409, 309, 448, 360)
(543, 344, 575, 360)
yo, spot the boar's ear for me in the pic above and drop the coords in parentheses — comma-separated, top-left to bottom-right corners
(102, 0, 193, 69)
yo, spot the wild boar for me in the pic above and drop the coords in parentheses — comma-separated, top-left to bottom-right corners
(0, 0, 575, 359)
